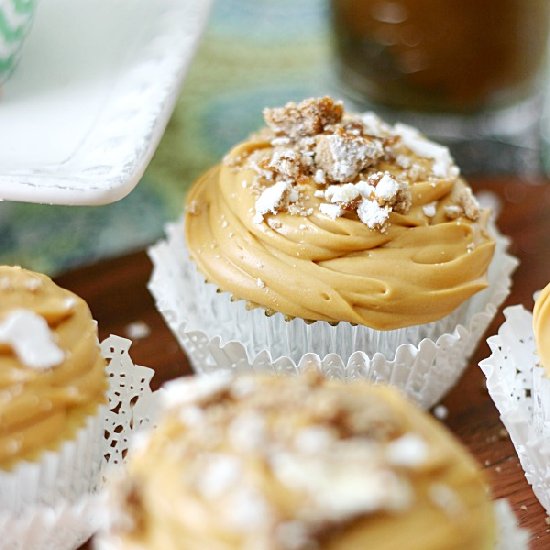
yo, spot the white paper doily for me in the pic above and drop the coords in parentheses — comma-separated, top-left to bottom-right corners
(480, 304, 550, 515)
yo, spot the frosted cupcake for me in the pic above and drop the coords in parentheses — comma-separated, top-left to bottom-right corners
(0, 265, 107, 513)
(98, 373, 525, 549)
(149, 97, 516, 408)
(480, 282, 550, 514)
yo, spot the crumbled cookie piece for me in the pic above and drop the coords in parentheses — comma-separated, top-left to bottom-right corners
(319, 203, 343, 220)
(325, 183, 361, 209)
(233, 97, 473, 233)
(254, 180, 294, 224)
(269, 148, 302, 179)
(186, 200, 201, 215)
(444, 187, 480, 222)
(444, 205, 463, 220)
(457, 187, 480, 221)
(315, 133, 384, 183)
(357, 200, 390, 230)
(264, 97, 343, 138)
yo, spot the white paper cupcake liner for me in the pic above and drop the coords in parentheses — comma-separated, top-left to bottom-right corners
(0, 335, 161, 550)
(0, 403, 105, 514)
(480, 303, 550, 514)
(148, 216, 516, 409)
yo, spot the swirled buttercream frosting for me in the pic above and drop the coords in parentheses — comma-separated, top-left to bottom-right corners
(106, 373, 494, 549)
(185, 97, 495, 329)
(534, 282, 550, 375)
(0, 266, 107, 469)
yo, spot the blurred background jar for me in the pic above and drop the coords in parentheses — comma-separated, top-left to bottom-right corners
(330, 0, 550, 176)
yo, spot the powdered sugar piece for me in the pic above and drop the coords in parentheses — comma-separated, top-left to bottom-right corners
(288, 187, 299, 203)
(313, 190, 325, 198)
(429, 484, 463, 516)
(355, 180, 376, 198)
(422, 201, 437, 218)
(396, 154, 412, 169)
(0, 309, 65, 370)
(394, 123, 459, 179)
(269, 149, 301, 179)
(256, 278, 265, 289)
(294, 427, 335, 453)
(229, 411, 266, 452)
(24, 277, 43, 291)
(314, 169, 325, 184)
(386, 434, 429, 467)
(433, 405, 449, 420)
(444, 204, 463, 219)
(361, 112, 391, 136)
(124, 321, 151, 341)
(374, 174, 399, 201)
(162, 372, 232, 409)
(325, 183, 360, 204)
(197, 454, 243, 499)
(254, 180, 291, 224)
(319, 203, 343, 220)
(357, 200, 389, 229)
(316, 134, 383, 182)
(275, 521, 311, 550)
(226, 488, 273, 531)
(273, 453, 412, 516)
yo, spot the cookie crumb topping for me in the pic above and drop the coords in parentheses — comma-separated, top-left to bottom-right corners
(120, 374, 441, 549)
(226, 97, 472, 231)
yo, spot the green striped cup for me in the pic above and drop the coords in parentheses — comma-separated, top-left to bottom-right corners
(0, 0, 36, 83)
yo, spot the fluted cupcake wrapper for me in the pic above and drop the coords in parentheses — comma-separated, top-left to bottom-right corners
(0, 335, 161, 550)
(0, 403, 105, 514)
(480, 304, 550, 514)
(0, 0, 36, 83)
(148, 216, 516, 409)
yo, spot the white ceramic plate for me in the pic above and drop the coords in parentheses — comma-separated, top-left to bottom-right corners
(0, 0, 211, 205)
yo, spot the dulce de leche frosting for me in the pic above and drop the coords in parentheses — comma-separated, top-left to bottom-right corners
(185, 97, 495, 330)
(106, 374, 495, 549)
(0, 266, 107, 470)
(534, 282, 550, 375)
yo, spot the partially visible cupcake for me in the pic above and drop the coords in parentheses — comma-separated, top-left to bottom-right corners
(480, 282, 550, 515)
(149, 97, 516, 408)
(533, 282, 550, 374)
(0, 265, 108, 513)
(98, 373, 526, 549)
(0, 0, 36, 84)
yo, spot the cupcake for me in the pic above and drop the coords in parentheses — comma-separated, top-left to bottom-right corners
(98, 373, 525, 549)
(480, 282, 550, 514)
(148, 97, 516, 408)
(0, 265, 107, 513)
(0, 0, 36, 83)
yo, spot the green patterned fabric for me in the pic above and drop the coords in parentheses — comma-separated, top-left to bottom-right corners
(0, 0, 331, 275)
(0, 0, 35, 78)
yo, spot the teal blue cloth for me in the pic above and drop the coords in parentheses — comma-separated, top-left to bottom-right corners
(0, 0, 331, 274)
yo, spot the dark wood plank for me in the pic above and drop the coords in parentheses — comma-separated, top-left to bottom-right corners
(56, 178, 550, 548)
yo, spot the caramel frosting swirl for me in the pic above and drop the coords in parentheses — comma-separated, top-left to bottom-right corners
(534, 282, 550, 375)
(185, 100, 495, 330)
(0, 266, 107, 470)
(107, 374, 495, 549)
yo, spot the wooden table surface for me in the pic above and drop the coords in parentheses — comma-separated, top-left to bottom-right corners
(57, 178, 550, 549)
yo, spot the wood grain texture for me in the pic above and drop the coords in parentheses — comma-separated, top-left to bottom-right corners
(57, 178, 550, 548)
